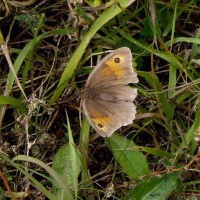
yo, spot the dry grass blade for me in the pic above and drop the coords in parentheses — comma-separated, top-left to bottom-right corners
(7, 0, 36, 7)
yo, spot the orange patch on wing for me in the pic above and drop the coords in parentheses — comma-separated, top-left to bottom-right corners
(104, 56, 125, 78)
(91, 112, 111, 129)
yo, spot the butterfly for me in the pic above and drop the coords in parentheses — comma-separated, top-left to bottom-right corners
(81, 47, 138, 137)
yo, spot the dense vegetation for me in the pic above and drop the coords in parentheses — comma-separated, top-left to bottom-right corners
(0, 0, 200, 199)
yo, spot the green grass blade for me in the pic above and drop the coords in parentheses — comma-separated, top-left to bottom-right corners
(0, 95, 27, 114)
(1, 154, 58, 200)
(141, 146, 175, 159)
(6, 29, 70, 95)
(66, 114, 80, 199)
(168, 64, 177, 98)
(79, 117, 93, 189)
(138, 71, 174, 121)
(12, 155, 73, 198)
(49, 0, 135, 105)
(180, 99, 200, 148)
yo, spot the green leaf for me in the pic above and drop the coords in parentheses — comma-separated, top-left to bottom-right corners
(0, 95, 27, 114)
(52, 143, 81, 199)
(124, 171, 182, 200)
(52, 115, 81, 199)
(67, 114, 81, 199)
(107, 133, 150, 178)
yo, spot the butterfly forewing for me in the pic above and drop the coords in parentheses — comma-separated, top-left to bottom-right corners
(85, 47, 138, 88)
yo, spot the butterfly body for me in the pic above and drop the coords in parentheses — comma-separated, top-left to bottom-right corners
(81, 47, 138, 137)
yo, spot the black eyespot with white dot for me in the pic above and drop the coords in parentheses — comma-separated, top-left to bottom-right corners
(114, 57, 120, 63)
(98, 123, 103, 128)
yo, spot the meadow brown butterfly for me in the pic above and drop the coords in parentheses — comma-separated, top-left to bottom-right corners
(81, 47, 138, 137)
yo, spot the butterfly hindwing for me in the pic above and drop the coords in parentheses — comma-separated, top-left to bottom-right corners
(82, 98, 121, 137)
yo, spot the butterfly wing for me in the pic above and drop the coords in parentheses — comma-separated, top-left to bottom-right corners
(85, 47, 138, 88)
(87, 85, 137, 102)
(82, 47, 138, 137)
(82, 85, 137, 136)
(82, 97, 136, 137)
(82, 98, 120, 137)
